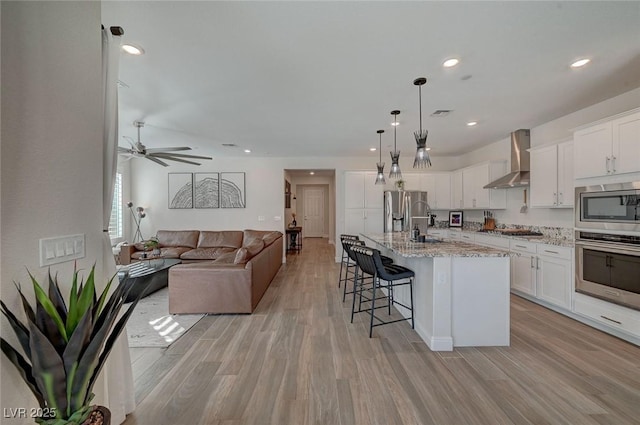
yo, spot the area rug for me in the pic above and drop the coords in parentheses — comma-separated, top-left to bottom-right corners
(126, 287, 204, 348)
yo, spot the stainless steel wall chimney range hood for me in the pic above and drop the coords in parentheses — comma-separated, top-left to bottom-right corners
(484, 129, 530, 189)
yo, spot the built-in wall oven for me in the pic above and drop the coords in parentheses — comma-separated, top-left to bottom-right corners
(575, 232, 640, 311)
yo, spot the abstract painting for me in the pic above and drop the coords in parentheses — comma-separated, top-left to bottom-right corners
(194, 173, 219, 208)
(168, 173, 193, 209)
(220, 172, 246, 208)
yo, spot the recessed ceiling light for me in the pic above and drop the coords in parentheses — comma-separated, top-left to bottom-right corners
(243, 149, 251, 153)
(443, 58, 460, 68)
(309, 171, 315, 175)
(122, 44, 145, 55)
(571, 58, 590, 68)
(467, 121, 478, 126)
(370, 147, 377, 152)
(391, 122, 399, 126)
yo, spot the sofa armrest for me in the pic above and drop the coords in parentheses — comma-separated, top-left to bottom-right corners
(118, 244, 136, 265)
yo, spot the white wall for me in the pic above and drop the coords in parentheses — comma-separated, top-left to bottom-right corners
(1, 1, 103, 421)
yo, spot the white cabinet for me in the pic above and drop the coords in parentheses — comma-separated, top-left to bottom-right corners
(574, 110, 640, 179)
(530, 141, 574, 208)
(344, 171, 384, 235)
(419, 173, 451, 210)
(535, 245, 573, 310)
(574, 293, 640, 339)
(509, 241, 573, 309)
(461, 161, 507, 209)
(510, 240, 537, 296)
(452, 170, 464, 210)
(344, 208, 383, 235)
(475, 234, 509, 249)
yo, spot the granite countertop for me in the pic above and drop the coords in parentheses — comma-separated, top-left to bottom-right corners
(361, 233, 512, 258)
(456, 230, 574, 247)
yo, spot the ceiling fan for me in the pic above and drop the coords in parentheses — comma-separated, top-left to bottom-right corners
(118, 121, 212, 167)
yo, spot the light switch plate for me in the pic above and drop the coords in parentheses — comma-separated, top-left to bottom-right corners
(40, 234, 85, 266)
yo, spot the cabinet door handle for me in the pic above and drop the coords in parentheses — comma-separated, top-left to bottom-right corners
(612, 155, 616, 173)
(536, 257, 540, 269)
(600, 315, 622, 325)
(530, 256, 535, 268)
(515, 244, 527, 249)
(606, 156, 611, 173)
(543, 249, 560, 255)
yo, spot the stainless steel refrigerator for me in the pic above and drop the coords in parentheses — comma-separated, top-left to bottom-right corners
(383, 190, 430, 232)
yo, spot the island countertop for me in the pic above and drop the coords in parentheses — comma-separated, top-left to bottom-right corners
(361, 232, 512, 258)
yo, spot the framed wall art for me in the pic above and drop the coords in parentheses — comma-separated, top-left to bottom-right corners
(220, 172, 246, 208)
(449, 211, 463, 228)
(194, 172, 219, 208)
(168, 173, 193, 209)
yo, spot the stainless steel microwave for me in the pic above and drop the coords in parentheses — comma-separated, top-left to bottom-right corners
(575, 182, 640, 233)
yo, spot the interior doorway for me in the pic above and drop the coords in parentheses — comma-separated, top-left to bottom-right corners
(283, 169, 336, 245)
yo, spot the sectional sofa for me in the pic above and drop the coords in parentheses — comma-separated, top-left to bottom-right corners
(119, 229, 283, 314)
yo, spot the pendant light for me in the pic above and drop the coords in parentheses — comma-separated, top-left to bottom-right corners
(413, 77, 432, 168)
(374, 130, 386, 185)
(389, 110, 402, 179)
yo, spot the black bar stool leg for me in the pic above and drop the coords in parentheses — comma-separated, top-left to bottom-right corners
(409, 278, 415, 329)
(350, 267, 360, 324)
(369, 276, 378, 338)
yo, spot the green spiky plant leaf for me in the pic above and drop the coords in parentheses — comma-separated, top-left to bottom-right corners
(1, 263, 142, 425)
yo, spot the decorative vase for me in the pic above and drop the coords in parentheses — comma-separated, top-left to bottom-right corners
(80, 406, 111, 425)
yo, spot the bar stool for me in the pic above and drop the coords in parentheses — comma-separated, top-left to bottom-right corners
(338, 234, 360, 288)
(350, 245, 415, 338)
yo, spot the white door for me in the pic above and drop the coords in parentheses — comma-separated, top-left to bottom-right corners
(303, 187, 325, 237)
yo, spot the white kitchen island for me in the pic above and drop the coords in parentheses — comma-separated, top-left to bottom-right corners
(361, 232, 512, 351)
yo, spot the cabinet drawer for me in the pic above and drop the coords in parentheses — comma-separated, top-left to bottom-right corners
(509, 240, 537, 254)
(460, 233, 475, 242)
(475, 234, 509, 249)
(574, 293, 640, 337)
(448, 230, 462, 240)
(537, 244, 572, 260)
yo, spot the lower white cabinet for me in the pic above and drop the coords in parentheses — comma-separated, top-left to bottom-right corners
(509, 241, 573, 310)
(510, 240, 537, 296)
(344, 208, 383, 236)
(536, 245, 573, 310)
(574, 293, 640, 338)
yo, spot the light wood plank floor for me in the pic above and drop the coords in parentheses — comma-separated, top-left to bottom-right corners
(124, 238, 640, 425)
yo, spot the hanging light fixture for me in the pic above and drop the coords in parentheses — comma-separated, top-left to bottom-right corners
(389, 110, 402, 179)
(374, 129, 386, 185)
(413, 77, 432, 168)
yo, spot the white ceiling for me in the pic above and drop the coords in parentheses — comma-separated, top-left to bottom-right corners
(102, 1, 640, 160)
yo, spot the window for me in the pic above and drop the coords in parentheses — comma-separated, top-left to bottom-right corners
(109, 172, 123, 240)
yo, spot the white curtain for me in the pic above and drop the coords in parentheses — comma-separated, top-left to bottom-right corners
(100, 26, 136, 424)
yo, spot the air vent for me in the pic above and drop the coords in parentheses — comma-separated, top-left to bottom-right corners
(431, 110, 452, 117)
(221, 143, 237, 147)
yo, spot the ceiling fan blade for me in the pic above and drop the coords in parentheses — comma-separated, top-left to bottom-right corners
(118, 146, 133, 154)
(151, 152, 212, 160)
(145, 147, 192, 153)
(146, 156, 170, 167)
(122, 136, 137, 150)
(149, 154, 202, 166)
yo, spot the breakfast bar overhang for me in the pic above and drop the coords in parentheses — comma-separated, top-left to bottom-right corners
(361, 233, 512, 351)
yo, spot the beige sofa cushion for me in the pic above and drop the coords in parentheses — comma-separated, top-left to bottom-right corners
(131, 246, 191, 260)
(197, 231, 243, 249)
(243, 230, 283, 247)
(157, 230, 199, 248)
(180, 247, 237, 260)
(234, 239, 265, 264)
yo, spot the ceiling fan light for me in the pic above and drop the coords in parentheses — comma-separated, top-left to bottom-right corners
(122, 44, 145, 55)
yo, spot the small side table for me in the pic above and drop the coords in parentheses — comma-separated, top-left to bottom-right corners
(286, 227, 302, 253)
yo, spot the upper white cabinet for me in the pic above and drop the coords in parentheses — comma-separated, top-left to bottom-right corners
(530, 140, 574, 208)
(461, 161, 507, 209)
(452, 170, 464, 210)
(345, 171, 383, 209)
(574, 110, 640, 179)
(419, 173, 452, 210)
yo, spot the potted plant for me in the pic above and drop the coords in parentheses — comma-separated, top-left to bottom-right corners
(143, 237, 160, 256)
(395, 179, 405, 191)
(1, 263, 143, 425)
